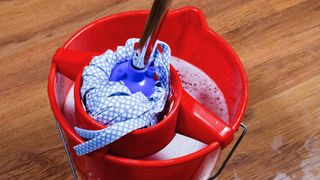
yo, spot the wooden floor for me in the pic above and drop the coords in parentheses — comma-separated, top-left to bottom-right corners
(0, 0, 319, 179)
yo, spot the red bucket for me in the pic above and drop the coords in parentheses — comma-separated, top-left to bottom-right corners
(48, 7, 248, 180)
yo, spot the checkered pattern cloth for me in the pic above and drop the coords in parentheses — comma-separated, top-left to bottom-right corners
(73, 38, 171, 156)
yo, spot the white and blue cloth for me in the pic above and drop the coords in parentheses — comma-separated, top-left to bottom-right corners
(73, 38, 171, 156)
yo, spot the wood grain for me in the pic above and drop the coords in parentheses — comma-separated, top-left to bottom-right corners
(0, 0, 319, 179)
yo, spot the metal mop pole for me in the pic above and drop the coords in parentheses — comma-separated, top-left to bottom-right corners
(132, 0, 172, 69)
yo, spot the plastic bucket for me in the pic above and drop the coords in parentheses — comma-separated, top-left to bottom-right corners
(48, 7, 247, 180)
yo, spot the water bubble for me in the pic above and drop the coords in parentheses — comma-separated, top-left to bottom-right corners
(171, 57, 229, 124)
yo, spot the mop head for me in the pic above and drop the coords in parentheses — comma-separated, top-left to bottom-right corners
(74, 38, 171, 156)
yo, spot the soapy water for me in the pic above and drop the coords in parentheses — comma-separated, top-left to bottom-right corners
(171, 56, 230, 124)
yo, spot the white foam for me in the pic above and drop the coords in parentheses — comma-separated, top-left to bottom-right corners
(143, 133, 207, 160)
(271, 135, 284, 154)
(274, 173, 292, 180)
(171, 57, 230, 124)
(301, 136, 320, 180)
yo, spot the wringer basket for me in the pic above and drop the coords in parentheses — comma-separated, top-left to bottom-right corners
(48, 7, 248, 180)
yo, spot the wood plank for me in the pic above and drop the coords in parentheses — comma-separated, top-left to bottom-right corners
(0, 0, 319, 179)
(219, 74, 320, 179)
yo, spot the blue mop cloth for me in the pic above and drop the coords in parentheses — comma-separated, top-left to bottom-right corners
(73, 38, 171, 156)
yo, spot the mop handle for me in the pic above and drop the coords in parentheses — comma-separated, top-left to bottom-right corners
(132, 0, 172, 69)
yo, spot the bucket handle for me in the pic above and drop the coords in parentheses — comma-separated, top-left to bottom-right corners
(208, 123, 248, 180)
(56, 122, 79, 180)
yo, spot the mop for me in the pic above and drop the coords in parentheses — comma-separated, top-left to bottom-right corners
(73, 0, 172, 156)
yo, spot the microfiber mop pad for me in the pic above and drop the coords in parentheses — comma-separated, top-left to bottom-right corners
(74, 38, 170, 156)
